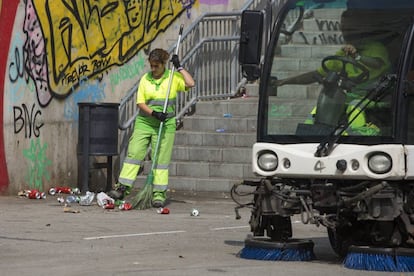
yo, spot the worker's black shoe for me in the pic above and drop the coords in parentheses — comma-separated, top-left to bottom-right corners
(108, 184, 131, 200)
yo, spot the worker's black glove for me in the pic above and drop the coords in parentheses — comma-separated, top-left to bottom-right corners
(171, 54, 181, 69)
(152, 111, 167, 122)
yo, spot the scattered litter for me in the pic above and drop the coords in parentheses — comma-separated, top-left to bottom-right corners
(157, 207, 170, 214)
(96, 192, 115, 207)
(25, 189, 46, 199)
(63, 206, 80, 213)
(66, 195, 80, 204)
(215, 128, 225, 133)
(49, 186, 80, 195)
(119, 202, 132, 210)
(114, 199, 125, 206)
(191, 208, 200, 216)
(79, 191, 95, 206)
(223, 113, 233, 118)
(103, 202, 115, 209)
(57, 196, 65, 204)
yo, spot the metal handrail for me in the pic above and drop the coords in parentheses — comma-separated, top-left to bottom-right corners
(116, 0, 269, 164)
(117, 1, 265, 129)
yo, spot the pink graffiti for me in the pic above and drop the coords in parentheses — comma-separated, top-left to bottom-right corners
(23, 0, 51, 107)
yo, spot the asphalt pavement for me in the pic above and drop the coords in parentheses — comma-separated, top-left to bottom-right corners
(0, 190, 406, 275)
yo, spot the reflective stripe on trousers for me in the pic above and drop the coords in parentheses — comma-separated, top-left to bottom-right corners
(118, 128, 175, 191)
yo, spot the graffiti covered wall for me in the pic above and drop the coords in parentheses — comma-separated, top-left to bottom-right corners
(0, 0, 242, 195)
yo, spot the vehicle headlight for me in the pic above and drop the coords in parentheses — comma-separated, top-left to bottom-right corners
(368, 152, 392, 174)
(257, 151, 278, 171)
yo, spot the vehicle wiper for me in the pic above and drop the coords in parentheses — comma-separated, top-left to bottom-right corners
(314, 74, 397, 157)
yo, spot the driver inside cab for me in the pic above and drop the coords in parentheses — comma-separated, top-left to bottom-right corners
(276, 10, 392, 135)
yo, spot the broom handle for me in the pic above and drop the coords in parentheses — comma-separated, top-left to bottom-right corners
(151, 24, 184, 171)
(162, 24, 184, 113)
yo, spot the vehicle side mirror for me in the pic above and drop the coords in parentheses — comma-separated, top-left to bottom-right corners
(239, 10, 263, 81)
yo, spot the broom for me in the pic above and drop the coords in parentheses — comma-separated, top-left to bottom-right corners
(344, 246, 414, 272)
(239, 235, 315, 262)
(131, 25, 184, 210)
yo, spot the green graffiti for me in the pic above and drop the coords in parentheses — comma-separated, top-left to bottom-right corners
(109, 53, 146, 92)
(269, 103, 292, 117)
(23, 138, 51, 190)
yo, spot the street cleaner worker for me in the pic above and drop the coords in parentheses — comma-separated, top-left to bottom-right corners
(109, 48, 195, 208)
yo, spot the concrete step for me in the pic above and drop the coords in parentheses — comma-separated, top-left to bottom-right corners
(311, 8, 345, 21)
(272, 57, 321, 72)
(172, 145, 252, 163)
(172, 160, 255, 179)
(140, 158, 255, 179)
(175, 130, 255, 147)
(194, 97, 258, 117)
(276, 84, 321, 99)
(268, 98, 315, 117)
(280, 44, 340, 58)
(268, 117, 308, 134)
(292, 31, 343, 45)
(303, 17, 341, 32)
(181, 116, 257, 133)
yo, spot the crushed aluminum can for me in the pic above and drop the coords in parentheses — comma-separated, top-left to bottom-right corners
(39, 192, 46, 199)
(103, 202, 115, 209)
(49, 186, 79, 195)
(49, 186, 71, 195)
(191, 209, 199, 216)
(48, 188, 57, 196)
(157, 207, 170, 214)
(27, 190, 41, 199)
(119, 203, 132, 211)
(57, 196, 65, 204)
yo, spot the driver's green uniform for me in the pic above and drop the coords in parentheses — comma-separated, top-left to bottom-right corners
(316, 40, 390, 81)
(313, 40, 391, 134)
(118, 69, 188, 194)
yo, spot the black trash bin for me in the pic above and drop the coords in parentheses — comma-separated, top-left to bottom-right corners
(77, 103, 119, 193)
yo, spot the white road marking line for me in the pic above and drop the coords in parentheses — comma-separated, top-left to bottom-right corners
(83, 230, 186, 240)
(211, 226, 249, 231)
(85, 221, 302, 240)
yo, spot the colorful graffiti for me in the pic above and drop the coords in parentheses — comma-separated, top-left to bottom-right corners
(2, 0, 243, 194)
(27, 0, 186, 102)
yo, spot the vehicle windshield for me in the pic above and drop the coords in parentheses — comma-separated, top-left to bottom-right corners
(263, 0, 412, 142)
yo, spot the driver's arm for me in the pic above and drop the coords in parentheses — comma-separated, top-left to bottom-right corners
(343, 44, 385, 69)
(357, 55, 385, 69)
(276, 71, 323, 86)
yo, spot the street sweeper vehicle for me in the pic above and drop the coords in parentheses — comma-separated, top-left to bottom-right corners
(232, 0, 414, 271)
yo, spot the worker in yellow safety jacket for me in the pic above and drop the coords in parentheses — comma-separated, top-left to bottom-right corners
(109, 48, 195, 207)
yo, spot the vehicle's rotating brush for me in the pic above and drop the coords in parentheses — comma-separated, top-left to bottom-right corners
(344, 246, 414, 272)
(239, 236, 315, 261)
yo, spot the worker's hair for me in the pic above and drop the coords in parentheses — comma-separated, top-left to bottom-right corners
(148, 48, 169, 64)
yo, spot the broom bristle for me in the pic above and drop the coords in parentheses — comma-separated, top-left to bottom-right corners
(240, 246, 315, 261)
(131, 173, 154, 210)
(239, 237, 315, 261)
(131, 183, 153, 210)
(344, 246, 414, 272)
